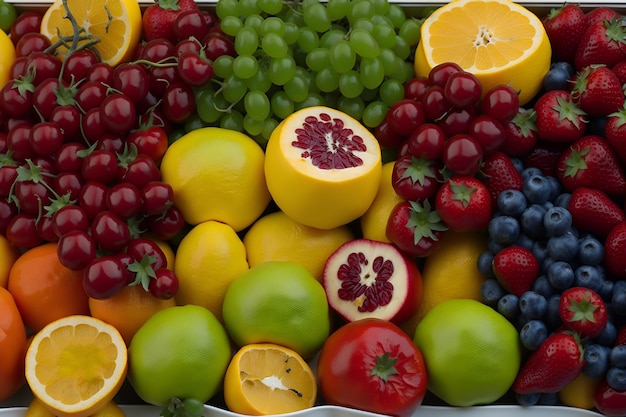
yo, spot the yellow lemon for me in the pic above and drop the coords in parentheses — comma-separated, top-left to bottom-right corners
(0, 30, 15, 89)
(174, 220, 249, 323)
(25, 398, 55, 417)
(360, 161, 404, 243)
(414, 0, 551, 105)
(223, 343, 317, 416)
(161, 127, 271, 232)
(401, 231, 489, 336)
(0, 234, 19, 288)
(264, 106, 382, 230)
(559, 373, 602, 410)
(40, 0, 141, 66)
(243, 210, 354, 282)
(25, 315, 127, 417)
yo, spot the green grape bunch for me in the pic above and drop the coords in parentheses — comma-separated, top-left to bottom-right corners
(193, 0, 423, 144)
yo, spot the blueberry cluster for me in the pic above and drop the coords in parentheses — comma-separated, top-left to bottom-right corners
(477, 163, 626, 400)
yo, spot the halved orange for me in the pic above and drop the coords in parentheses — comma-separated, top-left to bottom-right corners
(414, 0, 551, 105)
(223, 343, 317, 416)
(25, 315, 128, 417)
(40, 0, 142, 66)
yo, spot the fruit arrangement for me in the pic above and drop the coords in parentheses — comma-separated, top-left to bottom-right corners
(3, 0, 626, 416)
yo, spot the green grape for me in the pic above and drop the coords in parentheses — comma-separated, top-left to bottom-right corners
(359, 57, 385, 90)
(294, 94, 326, 111)
(261, 118, 280, 143)
(298, 27, 319, 52)
(360, 87, 379, 102)
(284, 22, 300, 45)
(392, 35, 411, 60)
(215, 0, 239, 19)
(243, 114, 265, 136)
(184, 113, 208, 133)
(378, 48, 400, 76)
(337, 96, 365, 121)
(386, 4, 407, 29)
(258, 0, 284, 15)
(362, 101, 389, 128)
(239, 0, 261, 16)
(349, 28, 380, 59)
(222, 75, 248, 104)
(232, 55, 259, 79)
(260, 16, 286, 36)
(283, 73, 309, 103)
(212, 55, 234, 78)
(270, 91, 294, 120)
(347, 0, 374, 25)
(399, 18, 422, 47)
(319, 28, 346, 49)
(268, 56, 296, 85)
(338, 70, 364, 99)
(282, 7, 305, 26)
(244, 14, 264, 33)
(315, 68, 340, 93)
(379, 78, 405, 107)
(246, 67, 272, 92)
(351, 18, 374, 32)
(329, 41, 356, 74)
(244, 90, 271, 122)
(370, 0, 390, 16)
(326, 0, 349, 21)
(303, 2, 331, 33)
(305, 48, 331, 72)
(234, 27, 259, 55)
(220, 110, 244, 132)
(372, 24, 397, 49)
(196, 88, 222, 124)
(262, 32, 289, 58)
(322, 92, 340, 109)
(220, 15, 243, 36)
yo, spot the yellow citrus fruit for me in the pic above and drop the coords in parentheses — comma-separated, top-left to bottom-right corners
(264, 106, 382, 230)
(90, 402, 125, 417)
(0, 30, 15, 93)
(414, 299, 521, 406)
(160, 127, 271, 232)
(89, 283, 176, 346)
(222, 261, 331, 359)
(40, 0, 141, 66)
(174, 220, 249, 322)
(360, 161, 404, 243)
(0, 234, 19, 288)
(243, 210, 354, 282)
(559, 373, 602, 410)
(414, 0, 551, 105)
(401, 230, 489, 335)
(25, 315, 128, 417)
(223, 343, 317, 416)
(127, 305, 232, 407)
(25, 397, 55, 417)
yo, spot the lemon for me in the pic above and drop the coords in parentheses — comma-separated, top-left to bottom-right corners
(264, 106, 382, 230)
(243, 210, 354, 282)
(360, 161, 404, 243)
(414, 299, 521, 406)
(559, 373, 602, 410)
(0, 30, 15, 89)
(40, 0, 141, 66)
(414, 0, 551, 105)
(174, 220, 249, 323)
(0, 234, 19, 288)
(161, 127, 271, 232)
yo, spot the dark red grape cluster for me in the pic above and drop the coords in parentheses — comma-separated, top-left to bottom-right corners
(0, 9, 233, 300)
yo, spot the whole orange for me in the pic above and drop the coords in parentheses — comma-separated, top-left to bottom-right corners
(0, 286, 27, 401)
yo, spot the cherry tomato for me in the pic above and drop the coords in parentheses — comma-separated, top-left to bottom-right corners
(106, 182, 142, 219)
(90, 210, 131, 253)
(101, 93, 137, 134)
(83, 255, 128, 299)
(127, 237, 167, 271)
(57, 229, 97, 271)
(51, 204, 89, 238)
(62, 49, 100, 83)
(442, 133, 484, 176)
(127, 126, 169, 162)
(10, 11, 42, 45)
(149, 268, 179, 300)
(25, 51, 62, 85)
(177, 50, 213, 87)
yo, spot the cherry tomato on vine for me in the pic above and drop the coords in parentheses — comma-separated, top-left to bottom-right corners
(127, 126, 169, 163)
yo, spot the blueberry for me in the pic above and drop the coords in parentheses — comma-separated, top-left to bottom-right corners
(514, 233, 534, 251)
(497, 189, 528, 218)
(611, 288, 626, 316)
(596, 320, 618, 347)
(611, 345, 626, 368)
(523, 174, 552, 204)
(541, 256, 557, 274)
(519, 291, 548, 319)
(538, 392, 559, 405)
(488, 215, 520, 245)
(476, 251, 495, 276)
(554, 192, 571, 208)
(583, 344, 610, 378)
(585, 116, 608, 136)
(574, 265, 604, 293)
(516, 392, 541, 406)
(543, 206, 573, 237)
(488, 239, 507, 254)
(532, 274, 556, 299)
(520, 319, 548, 351)
(552, 61, 575, 76)
(521, 167, 543, 180)
(521, 204, 547, 239)
(545, 176, 562, 201)
(577, 236, 605, 266)
(547, 232, 579, 262)
(481, 278, 506, 307)
(607, 367, 626, 391)
(497, 293, 520, 321)
(547, 261, 575, 290)
(599, 280, 615, 302)
(545, 294, 562, 329)
(531, 240, 549, 267)
(543, 62, 574, 91)
(511, 157, 524, 173)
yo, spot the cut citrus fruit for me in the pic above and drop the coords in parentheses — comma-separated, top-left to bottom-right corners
(25, 315, 128, 417)
(414, 0, 551, 105)
(264, 106, 382, 230)
(40, 0, 142, 66)
(0, 29, 15, 89)
(223, 343, 317, 416)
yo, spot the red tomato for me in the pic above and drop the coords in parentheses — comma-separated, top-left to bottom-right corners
(317, 318, 428, 417)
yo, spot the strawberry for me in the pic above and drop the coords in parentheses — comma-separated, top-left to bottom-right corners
(522, 140, 570, 177)
(571, 65, 625, 117)
(142, 0, 201, 43)
(567, 187, 626, 237)
(542, 4, 588, 64)
(604, 222, 626, 279)
(558, 287, 608, 338)
(533, 90, 587, 143)
(513, 331, 584, 394)
(386, 199, 448, 258)
(434, 176, 492, 232)
(492, 245, 539, 297)
(555, 135, 626, 196)
(391, 155, 442, 202)
(585, 7, 623, 27)
(500, 109, 538, 156)
(611, 60, 626, 86)
(605, 103, 626, 164)
(575, 18, 626, 71)
(478, 151, 523, 207)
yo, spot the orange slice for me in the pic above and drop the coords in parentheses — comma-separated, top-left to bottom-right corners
(223, 343, 317, 415)
(414, 0, 551, 105)
(40, 0, 142, 66)
(25, 315, 128, 417)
